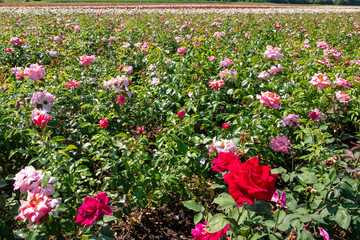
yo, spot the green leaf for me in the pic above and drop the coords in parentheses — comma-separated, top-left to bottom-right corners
(298, 173, 318, 184)
(0, 180, 7, 188)
(209, 184, 226, 189)
(335, 208, 351, 230)
(182, 200, 204, 212)
(206, 213, 229, 233)
(65, 145, 77, 151)
(213, 193, 237, 210)
(41, 172, 50, 188)
(299, 229, 314, 240)
(103, 215, 117, 223)
(51, 136, 66, 142)
(246, 201, 272, 214)
(194, 212, 203, 225)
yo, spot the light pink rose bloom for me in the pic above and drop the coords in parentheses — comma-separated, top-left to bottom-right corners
(219, 69, 237, 81)
(148, 64, 157, 71)
(123, 66, 133, 75)
(16, 191, 60, 226)
(324, 49, 341, 59)
(268, 64, 282, 75)
(103, 76, 131, 97)
(334, 77, 350, 88)
(191, 221, 229, 240)
(309, 108, 327, 121)
(208, 56, 216, 61)
(64, 80, 81, 89)
(25, 64, 45, 81)
(209, 80, 225, 90)
(318, 227, 330, 240)
(310, 73, 331, 89)
(271, 190, 286, 208)
(220, 58, 234, 68)
(10, 67, 23, 75)
(177, 47, 186, 56)
(317, 41, 329, 49)
(79, 54, 95, 66)
(335, 91, 350, 104)
(258, 71, 270, 80)
(30, 91, 56, 111)
(13, 166, 56, 196)
(281, 114, 300, 129)
(264, 46, 284, 60)
(151, 77, 161, 86)
(269, 136, 292, 154)
(47, 50, 58, 57)
(206, 138, 239, 155)
(258, 91, 281, 109)
(30, 108, 51, 127)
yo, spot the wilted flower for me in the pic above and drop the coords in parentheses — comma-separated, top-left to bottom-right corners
(269, 136, 292, 154)
(271, 191, 286, 208)
(206, 138, 239, 155)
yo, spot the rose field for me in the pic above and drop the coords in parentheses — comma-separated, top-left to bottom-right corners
(0, 4, 360, 240)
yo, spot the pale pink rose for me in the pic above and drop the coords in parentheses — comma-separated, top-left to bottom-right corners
(26, 64, 45, 81)
(103, 75, 130, 94)
(258, 71, 270, 80)
(257, 91, 281, 109)
(177, 47, 186, 56)
(148, 64, 157, 71)
(208, 56, 216, 61)
(324, 49, 342, 59)
(64, 80, 81, 89)
(271, 191, 286, 208)
(10, 67, 22, 75)
(335, 91, 350, 104)
(30, 108, 51, 127)
(1, 85, 8, 90)
(206, 138, 239, 155)
(281, 114, 300, 128)
(123, 66, 133, 75)
(269, 136, 292, 154)
(309, 108, 327, 121)
(151, 77, 161, 86)
(268, 64, 282, 75)
(264, 46, 284, 60)
(47, 50, 58, 57)
(317, 41, 329, 49)
(220, 58, 234, 68)
(209, 80, 225, 89)
(310, 73, 331, 89)
(79, 54, 95, 66)
(219, 69, 237, 81)
(13, 166, 56, 196)
(317, 58, 330, 65)
(334, 78, 350, 88)
(16, 191, 60, 226)
(30, 91, 56, 111)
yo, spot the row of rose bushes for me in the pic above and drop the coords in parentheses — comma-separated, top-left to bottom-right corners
(0, 9, 359, 239)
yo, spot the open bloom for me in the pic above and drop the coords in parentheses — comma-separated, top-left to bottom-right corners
(192, 222, 229, 240)
(99, 118, 109, 128)
(177, 47, 186, 56)
(30, 108, 51, 127)
(271, 190, 286, 208)
(212, 152, 240, 172)
(16, 191, 61, 226)
(335, 91, 350, 104)
(224, 157, 277, 205)
(209, 80, 224, 89)
(123, 66, 133, 75)
(220, 58, 234, 68)
(151, 77, 161, 86)
(268, 64, 282, 75)
(103, 75, 131, 97)
(30, 91, 56, 111)
(264, 46, 283, 60)
(258, 71, 270, 80)
(64, 80, 81, 89)
(309, 108, 327, 121)
(269, 136, 292, 154)
(258, 91, 280, 109)
(115, 94, 127, 107)
(281, 114, 300, 129)
(13, 166, 56, 196)
(26, 64, 45, 81)
(317, 41, 329, 49)
(334, 77, 350, 88)
(206, 138, 239, 155)
(310, 73, 331, 89)
(75, 192, 113, 227)
(79, 54, 95, 66)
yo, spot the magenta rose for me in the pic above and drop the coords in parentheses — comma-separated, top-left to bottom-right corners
(191, 221, 229, 240)
(224, 157, 277, 205)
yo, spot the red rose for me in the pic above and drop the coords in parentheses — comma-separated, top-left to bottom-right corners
(222, 123, 230, 129)
(211, 152, 239, 172)
(224, 157, 277, 205)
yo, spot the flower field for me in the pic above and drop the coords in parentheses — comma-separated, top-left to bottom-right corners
(0, 4, 360, 240)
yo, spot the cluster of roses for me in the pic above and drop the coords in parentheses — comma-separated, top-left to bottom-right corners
(30, 90, 56, 127)
(13, 166, 61, 226)
(208, 58, 236, 90)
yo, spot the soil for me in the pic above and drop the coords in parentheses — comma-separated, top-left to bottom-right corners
(111, 200, 195, 240)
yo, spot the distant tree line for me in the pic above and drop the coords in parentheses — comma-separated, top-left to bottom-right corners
(226, 0, 360, 5)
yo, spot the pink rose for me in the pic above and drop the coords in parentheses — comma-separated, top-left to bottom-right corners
(123, 66, 133, 75)
(317, 41, 329, 49)
(309, 108, 327, 121)
(79, 54, 95, 66)
(318, 227, 330, 240)
(26, 64, 45, 81)
(258, 71, 270, 80)
(335, 91, 350, 104)
(269, 136, 292, 154)
(30, 108, 51, 127)
(310, 73, 331, 89)
(271, 191, 286, 208)
(258, 91, 281, 109)
(177, 47, 186, 56)
(137, 127, 144, 134)
(281, 114, 300, 129)
(222, 123, 230, 129)
(220, 58, 234, 68)
(264, 46, 284, 60)
(16, 191, 60, 226)
(334, 77, 350, 88)
(64, 80, 81, 89)
(100, 118, 109, 128)
(268, 64, 282, 75)
(178, 109, 186, 119)
(191, 222, 229, 240)
(209, 80, 225, 89)
(208, 56, 216, 61)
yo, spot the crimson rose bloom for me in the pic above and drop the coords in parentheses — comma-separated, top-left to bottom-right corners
(211, 152, 240, 172)
(75, 192, 113, 227)
(224, 157, 277, 205)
